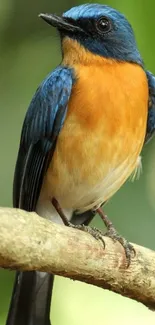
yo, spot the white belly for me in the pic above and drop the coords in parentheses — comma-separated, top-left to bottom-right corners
(36, 155, 141, 220)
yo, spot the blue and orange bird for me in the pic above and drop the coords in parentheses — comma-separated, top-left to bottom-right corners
(6, 3, 155, 325)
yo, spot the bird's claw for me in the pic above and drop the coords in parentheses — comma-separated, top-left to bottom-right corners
(67, 223, 106, 248)
(104, 226, 135, 267)
(52, 199, 135, 267)
(96, 208, 135, 267)
(67, 222, 135, 267)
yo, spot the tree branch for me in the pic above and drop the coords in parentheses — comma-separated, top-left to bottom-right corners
(0, 207, 155, 310)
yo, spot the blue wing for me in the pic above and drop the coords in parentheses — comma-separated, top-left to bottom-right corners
(145, 70, 155, 144)
(13, 66, 75, 211)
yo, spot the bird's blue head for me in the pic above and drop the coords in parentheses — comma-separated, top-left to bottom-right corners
(39, 4, 142, 65)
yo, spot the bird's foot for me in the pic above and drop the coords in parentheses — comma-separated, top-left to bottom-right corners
(52, 198, 135, 267)
(67, 224, 106, 248)
(52, 197, 105, 246)
(96, 207, 135, 267)
(104, 226, 135, 267)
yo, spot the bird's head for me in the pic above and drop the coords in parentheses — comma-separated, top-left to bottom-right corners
(39, 4, 142, 65)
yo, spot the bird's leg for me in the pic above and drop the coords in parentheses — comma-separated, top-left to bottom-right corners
(52, 198, 105, 247)
(96, 207, 135, 267)
(51, 198, 71, 226)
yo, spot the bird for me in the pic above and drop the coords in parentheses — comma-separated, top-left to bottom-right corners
(6, 3, 155, 325)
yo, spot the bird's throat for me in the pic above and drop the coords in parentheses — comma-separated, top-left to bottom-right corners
(62, 37, 114, 66)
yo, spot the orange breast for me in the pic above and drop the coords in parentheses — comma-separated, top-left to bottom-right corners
(39, 59, 148, 212)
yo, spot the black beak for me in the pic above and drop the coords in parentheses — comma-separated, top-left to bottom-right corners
(39, 13, 82, 33)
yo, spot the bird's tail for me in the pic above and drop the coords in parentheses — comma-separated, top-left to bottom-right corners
(6, 271, 54, 325)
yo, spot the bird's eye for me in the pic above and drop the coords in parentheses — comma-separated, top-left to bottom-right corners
(96, 17, 111, 34)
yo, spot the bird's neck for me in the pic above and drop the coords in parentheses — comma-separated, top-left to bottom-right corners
(62, 37, 115, 67)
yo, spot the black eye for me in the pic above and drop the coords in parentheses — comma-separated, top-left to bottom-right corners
(96, 17, 111, 34)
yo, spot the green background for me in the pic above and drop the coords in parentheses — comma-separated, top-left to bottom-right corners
(0, 0, 155, 324)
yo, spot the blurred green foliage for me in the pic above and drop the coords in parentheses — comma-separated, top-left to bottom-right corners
(0, 0, 155, 324)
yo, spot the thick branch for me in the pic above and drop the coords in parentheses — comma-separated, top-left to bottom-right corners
(0, 207, 155, 310)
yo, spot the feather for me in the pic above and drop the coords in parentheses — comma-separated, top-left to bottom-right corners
(13, 66, 74, 211)
(145, 70, 155, 144)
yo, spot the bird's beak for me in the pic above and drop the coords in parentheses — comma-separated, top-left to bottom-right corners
(39, 13, 82, 33)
